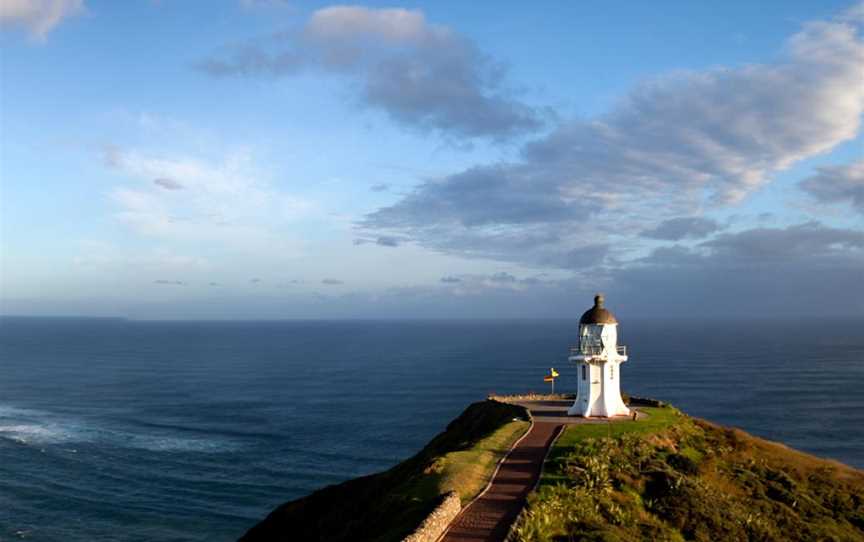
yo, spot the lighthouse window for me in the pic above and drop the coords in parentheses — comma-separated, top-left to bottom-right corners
(581, 365, 587, 381)
(610, 365, 614, 380)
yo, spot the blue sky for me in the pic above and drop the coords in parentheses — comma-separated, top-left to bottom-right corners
(1, 0, 862, 319)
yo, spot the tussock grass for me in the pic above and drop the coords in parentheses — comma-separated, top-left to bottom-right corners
(541, 406, 682, 487)
(513, 405, 864, 542)
(401, 419, 530, 504)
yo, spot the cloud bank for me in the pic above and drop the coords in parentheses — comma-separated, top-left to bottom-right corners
(198, 6, 541, 139)
(615, 221, 864, 315)
(363, 9, 864, 269)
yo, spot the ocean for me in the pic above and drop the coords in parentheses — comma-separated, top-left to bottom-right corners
(1, 317, 862, 541)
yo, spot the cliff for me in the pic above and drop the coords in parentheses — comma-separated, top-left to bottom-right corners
(240, 400, 530, 542)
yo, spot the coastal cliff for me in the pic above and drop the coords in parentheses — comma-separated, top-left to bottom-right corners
(241, 399, 864, 541)
(240, 400, 530, 542)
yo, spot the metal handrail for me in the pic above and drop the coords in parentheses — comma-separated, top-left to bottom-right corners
(569, 344, 627, 356)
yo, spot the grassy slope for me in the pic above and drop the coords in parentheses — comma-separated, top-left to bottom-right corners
(540, 406, 681, 488)
(401, 419, 529, 504)
(515, 405, 864, 542)
(240, 400, 530, 542)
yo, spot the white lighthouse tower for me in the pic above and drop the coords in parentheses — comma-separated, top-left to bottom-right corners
(567, 294, 630, 418)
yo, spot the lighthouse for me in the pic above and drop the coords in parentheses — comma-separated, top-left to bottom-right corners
(567, 294, 630, 418)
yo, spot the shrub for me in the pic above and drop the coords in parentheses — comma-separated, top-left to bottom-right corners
(666, 453, 699, 476)
(513, 409, 864, 542)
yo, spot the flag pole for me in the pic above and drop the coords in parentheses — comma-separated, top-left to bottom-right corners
(544, 368, 559, 396)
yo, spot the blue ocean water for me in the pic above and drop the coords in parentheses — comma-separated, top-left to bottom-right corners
(0, 317, 862, 541)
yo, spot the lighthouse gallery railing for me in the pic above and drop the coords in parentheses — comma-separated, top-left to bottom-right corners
(569, 344, 627, 356)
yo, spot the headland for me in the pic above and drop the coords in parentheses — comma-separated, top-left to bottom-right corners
(240, 396, 864, 541)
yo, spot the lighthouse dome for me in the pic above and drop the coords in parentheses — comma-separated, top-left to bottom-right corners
(579, 294, 618, 325)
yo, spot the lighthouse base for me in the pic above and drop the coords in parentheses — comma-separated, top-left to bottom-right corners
(567, 396, 630, 418)
(570, 357, 629, 418)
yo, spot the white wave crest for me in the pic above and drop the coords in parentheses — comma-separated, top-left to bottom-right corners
(0, 404, 238, 452)
(0, 423, 70, 444)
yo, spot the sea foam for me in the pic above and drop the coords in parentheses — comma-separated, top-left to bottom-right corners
(0, 404, 238, 452)
(0, 423, 70, 444)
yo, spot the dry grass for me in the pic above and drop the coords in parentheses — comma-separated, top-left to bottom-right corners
(696, 418, 864, 483)
(421, 420, 530, 503)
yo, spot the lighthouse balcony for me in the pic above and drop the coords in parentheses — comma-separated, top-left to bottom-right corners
(569, 344, 627, 357)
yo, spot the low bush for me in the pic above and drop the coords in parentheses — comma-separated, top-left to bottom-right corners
(512, 407, 864, 542)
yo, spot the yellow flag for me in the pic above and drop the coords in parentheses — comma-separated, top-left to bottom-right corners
(551, 368, 559, 377)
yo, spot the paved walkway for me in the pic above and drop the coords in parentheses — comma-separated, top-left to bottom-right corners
(439, 399, 645, 542)
(440, 421, 561, 542)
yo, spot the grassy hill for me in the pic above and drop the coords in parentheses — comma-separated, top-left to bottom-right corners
(512, 405, 864, 541)
(240, 399, 530, 542)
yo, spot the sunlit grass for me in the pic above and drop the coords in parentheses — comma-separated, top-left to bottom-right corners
(542, 405, 683, 486)
(400, 419, 530, 504)
(513, 405, 864, 542)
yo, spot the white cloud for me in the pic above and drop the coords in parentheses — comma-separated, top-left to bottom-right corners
(435, 271, 548, 294)
(364, 6, 864, 269)
(104, 146, 314, 256)
(0, 0, 83, 39)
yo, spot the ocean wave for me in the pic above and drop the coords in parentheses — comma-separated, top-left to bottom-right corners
(0, 404, 239, 452)
(0, 404, 43, 417)
(0, 423, 70, 445)
(125, 433, 241, 453)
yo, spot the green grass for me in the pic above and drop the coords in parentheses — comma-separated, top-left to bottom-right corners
(541, 406, 683, 486)
(398, 419, 530, 504)
(554, 406, 683, 444)
(513, 405, 864, 542)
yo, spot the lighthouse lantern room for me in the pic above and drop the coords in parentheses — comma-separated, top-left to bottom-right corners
(567, 294, 630, 418)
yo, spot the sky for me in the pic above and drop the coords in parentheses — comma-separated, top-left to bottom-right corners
(0, 0, 862, 319)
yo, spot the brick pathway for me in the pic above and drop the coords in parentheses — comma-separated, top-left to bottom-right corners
(440, 422, 562, 542)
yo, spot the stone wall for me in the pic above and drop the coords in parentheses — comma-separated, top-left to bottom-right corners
(401, 491, 461, 542)
(488, 393, 574, 402)
(628, 396, 665, 407)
